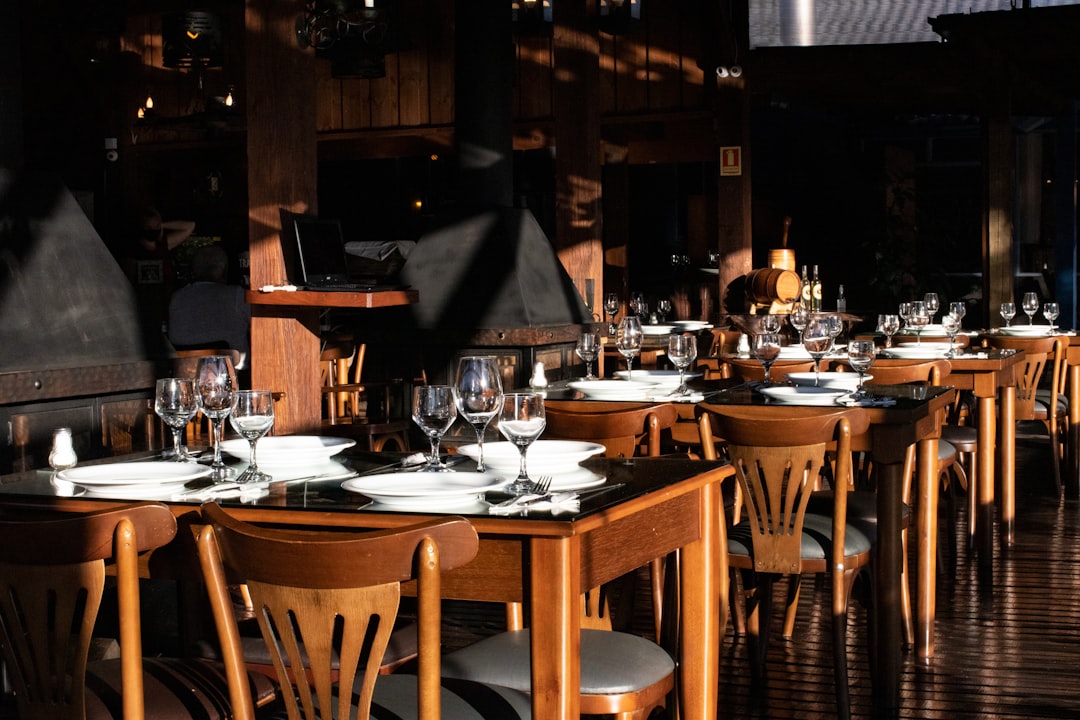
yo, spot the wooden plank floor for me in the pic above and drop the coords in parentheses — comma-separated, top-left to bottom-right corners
(439, 423, 1080, 719)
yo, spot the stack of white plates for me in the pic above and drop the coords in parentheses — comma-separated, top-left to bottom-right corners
(57, 462, 211, 498)
(341, 472, 507, 511)
(568, 379, 658, 400)
(641, 324, 675, 336)
(220, 436, 356, 466)
(996, 326, 1054, 337)
(787, 372, 870, 392)
(459, 441, 607, 491)
(759, 386, 848, 406)
(613, 369, 702, 387)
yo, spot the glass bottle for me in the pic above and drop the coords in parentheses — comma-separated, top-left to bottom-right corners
(810, 265, 822, 313)
(49, 427, 77, 471)
(800, 265, 811, 306)
(836, 284, 847, 313)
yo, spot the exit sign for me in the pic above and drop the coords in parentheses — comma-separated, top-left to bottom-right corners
(720, 146, 742, 176)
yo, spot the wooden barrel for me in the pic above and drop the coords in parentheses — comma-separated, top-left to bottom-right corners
(767, 248, 796, 271)
(745, 267, 802, 304)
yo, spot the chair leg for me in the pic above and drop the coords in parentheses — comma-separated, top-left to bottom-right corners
(744, 571, 773, 687)
(729, 569, 746, 636)
(831, 568, 858, 720)
(782, 574, 802, 640)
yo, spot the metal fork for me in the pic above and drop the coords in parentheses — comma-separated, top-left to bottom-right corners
(529, 475, 553, 495)
(490, 476, 554, 510)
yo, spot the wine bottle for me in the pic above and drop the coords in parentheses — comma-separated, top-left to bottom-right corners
(836, 284, 847, 313)
(810, 265, 822, 313)
(800, 265, 811, 305)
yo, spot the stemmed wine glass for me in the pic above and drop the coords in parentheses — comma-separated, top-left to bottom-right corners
(941, 313, 961, 358)
(616, 316, 643, 380)
(761, 314, 783, 333)
(604, 292, 620, 336)
(752, 332, 782, 386)
(802, 317, 834, 386)
(1000, 302, 1016, 327)
(454, 356, 504, 473)
(949, 301, 967, 326)
(879, 314, 900, 348)
(498, 392, 546, 496)
(1022, 292, 1040, 325)
(825, 313, 844, 347)
(412, 385, 458, 471)
(1044, 302, 1060, 331)
(155, 378, 198, 462)
(899, 302, 913, 332)
(576, 331, 601, 380)
(908, 300, 929, 345)
(847, 340, 876, 397)
(923, 292, 940, 325)
(229, 390, 276, 484)
(195, 355, 239, 480)
(656, 298, 672, 324)
(789, 302, 809, 346)
(668, 333, 698, 395)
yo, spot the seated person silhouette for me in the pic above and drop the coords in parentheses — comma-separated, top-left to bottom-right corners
(168, 245, 251, 370)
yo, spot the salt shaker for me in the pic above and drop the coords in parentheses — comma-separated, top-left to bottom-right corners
(529, 361, 548, 396)
(49, 427, 78, 471)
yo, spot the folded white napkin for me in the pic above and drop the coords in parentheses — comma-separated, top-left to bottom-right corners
(489, 491, 580, 515)
(172, 483, 269, 502)
(837, 395, 897, 407)
(647, 391, 705, 403)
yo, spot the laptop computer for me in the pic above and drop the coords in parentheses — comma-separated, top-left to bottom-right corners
(291, 215, 372, 291)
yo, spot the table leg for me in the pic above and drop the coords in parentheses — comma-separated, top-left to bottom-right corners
(915, 435, 939, 660)
(529, 535, 581, 719)
(679, 477, 725, 720)
(976, 394, 997, 568)
(874, 458, 904, 713)
(999, 386, 1016, 547)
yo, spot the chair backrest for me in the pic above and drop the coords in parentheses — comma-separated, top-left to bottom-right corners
(197, 502, 480, 720)
(983, 334, 1060, 420)
(849, 357, 951, 386)
(0, 502, 177, 720)
(696, 406, 867, 574)
(543, 401, 679, 457)
(726, 357, 816, 383)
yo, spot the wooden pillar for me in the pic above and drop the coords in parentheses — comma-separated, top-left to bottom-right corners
(553, 0, 603, 319)
(245, 0, 321, 435)
(984, 113, 1015, 325)
(1054, 104, 1077, 329)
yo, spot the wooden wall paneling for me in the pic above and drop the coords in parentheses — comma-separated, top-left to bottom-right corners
(397, 0, 430, 127)
(516, 35, 554, 121)
(316, 62, 345, 131)
(553, 0, 603, 315)
(340, 77, 372, 130)
(370, 53, 401, 127)
(714, 79, 751, 318)
(245, 0, 321, 435)
(679, 3, 707, 107)
(613, 34, 648, 113)
(985, 112, 1016, 314)
(644, 0, 682, 110)
(598, 32, 618, 115)
(426, 0, 455, 126)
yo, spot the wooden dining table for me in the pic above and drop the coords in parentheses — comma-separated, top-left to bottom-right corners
(0, 450, 732, 720)
(544, 375, 953, 713)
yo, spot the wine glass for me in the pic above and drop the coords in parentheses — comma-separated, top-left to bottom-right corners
(879, 313, 900, 348)
(229, 390, 276, 484)
(949, 301, 967, 325)
(576, 331, 601, 380)
(155, 378, 198, 462)
(941, 312, 961, 358)
(923, 292, 940, 324)
(1000, 302, 1016, 327)
(898, 302, 913, 332)
(656, 298, 672, 324)
(1043, 302, 1060, 331)
(908, 301, 929, 345)
(789, 302, 809, 346)
(825, 314, 844, 345)
(454, 356, 504, 473)
(498, 392, 546, 496)
(616, 316, 643, 380)
(802, 317, 834, 386)
(1022, 292, 1040, 325)
(195, 355, 239, 480)
(752, 332, 782, 386)
(761, 314, 783, 333)
(668, 333, 698, 395)
(847, 340, 876, 397)
(412, 385, 458, 471)
(604, 292, 620, 335)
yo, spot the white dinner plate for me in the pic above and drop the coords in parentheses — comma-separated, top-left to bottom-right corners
(671, 321, 713, 331)
(568, 380, 659, 400)
(758, 386, 848, 406)
(58, 462, 211, 487)
(341, 471, 508, 509)
(460, 440, 606, 476)
(898, 342, 953, 351)
(777, 345, 812, 359)
(996, 325, 1054, 337)
(881, 346, 949, 358)
(613, 369, 702, 386)
(485, 465, 607, 492)
(787, 372, 871, 391)
(220, 436, 355, 466)
(641, 324, 675, 336)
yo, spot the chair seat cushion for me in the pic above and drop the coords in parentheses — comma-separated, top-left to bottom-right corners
(85, 657, 277, 720)
(728, 512, 872, 559)
(1036, 388, 1067, 414)
(441, 628, 674, 696)
(806, 491, 912, 543)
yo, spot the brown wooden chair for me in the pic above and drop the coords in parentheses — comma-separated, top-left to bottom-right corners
(696, 405, 871, 720)
(319, 340, 411, 452)
(726, 356, 816, 383)
(196, 503, 532, 720)
(984, 333, 1066, 495)
(0, 501, 276, 720)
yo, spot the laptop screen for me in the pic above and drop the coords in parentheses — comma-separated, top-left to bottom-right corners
(293, 216, 349, 283)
